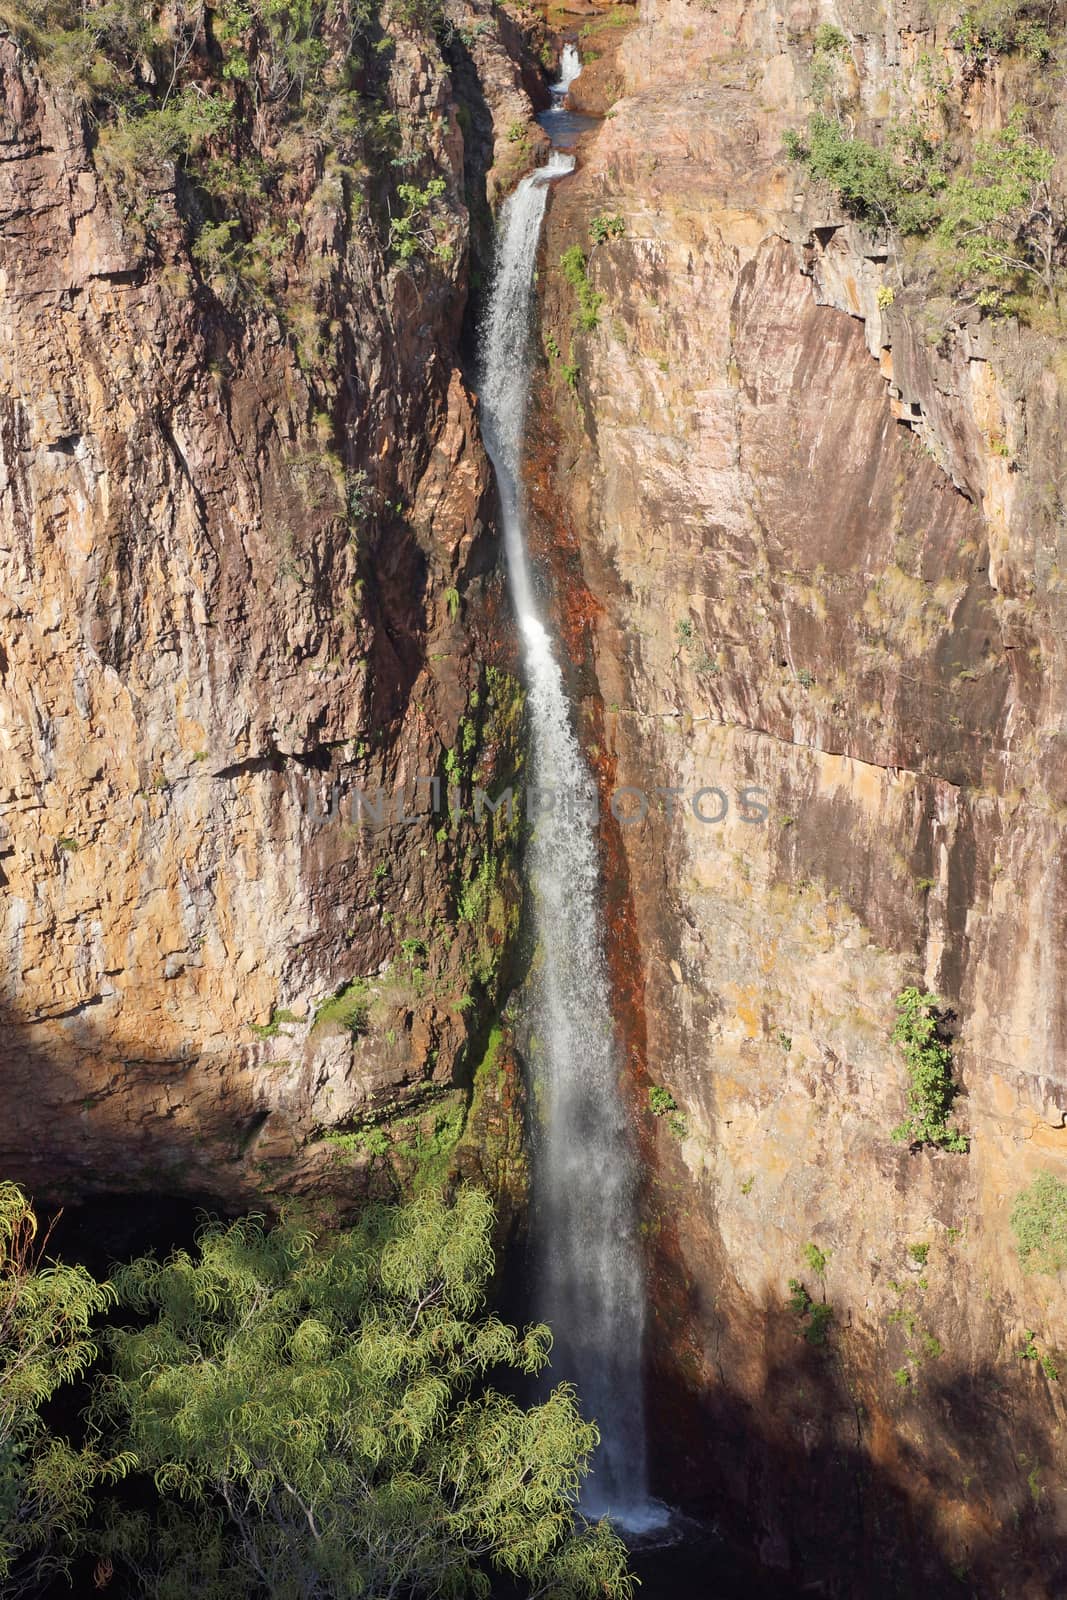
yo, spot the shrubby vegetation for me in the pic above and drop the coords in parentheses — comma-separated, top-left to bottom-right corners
(0, 1184, 634, 1598)
(1011, 1170, 1067, 1274)
(785, 102, 1059, 309)
(949, 0, 1054, 79)
(560, 245, 604, 332)
(889, 988, 969, 1152)
(0, 0, 459, 340)
(647, 1084, 687, 1138)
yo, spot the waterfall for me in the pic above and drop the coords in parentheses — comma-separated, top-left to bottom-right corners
(556, 41, 582, 94)
(478, 131, 663, 1533)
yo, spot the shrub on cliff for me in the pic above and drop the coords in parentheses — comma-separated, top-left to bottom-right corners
(890, 987, 969, 1152)
(1011, 1171, 1067, 1274)
(91, 1187, 633, 1598)
(784, 108, 1059, 308)
(0, 0, 460, 340)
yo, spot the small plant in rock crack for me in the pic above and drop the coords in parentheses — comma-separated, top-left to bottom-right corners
(788, 1278, 833, 1346)
(559, 244, 604, 332)
(803, 1242, 830, 1277)
(891, 987, 968, 1151)
(648, 1085, 687, 1138)
(589, 213, 625, 245)
(1019, 1330, 1060, 1381)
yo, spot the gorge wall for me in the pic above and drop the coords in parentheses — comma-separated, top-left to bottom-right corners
(5, 0, 1067, 1589)
(0, 0, 549, 1214)
(536, 0, 1067, 1591)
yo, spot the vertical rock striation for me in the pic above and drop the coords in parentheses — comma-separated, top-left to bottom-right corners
(536, 0, 1067, 1588)
(0, 4, 542, 1209)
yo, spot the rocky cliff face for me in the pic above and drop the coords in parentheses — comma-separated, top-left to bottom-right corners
(537, 0, 1067, 1589)
(0, 1, 544, 1214)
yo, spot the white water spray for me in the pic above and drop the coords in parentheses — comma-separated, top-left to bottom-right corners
(478, 116, 663, 1531)
(555, 41, 582, 95)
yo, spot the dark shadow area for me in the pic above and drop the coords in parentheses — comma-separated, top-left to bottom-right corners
(645, 1269, 1067, 1598)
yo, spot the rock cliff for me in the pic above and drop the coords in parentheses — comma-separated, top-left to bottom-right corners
(537, 0, 1067, 1589)
(0, 0, 544, 1214)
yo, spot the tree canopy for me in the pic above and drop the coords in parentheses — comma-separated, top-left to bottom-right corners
(1, 1183, 634, 1599)
(0, 1181, 118, 1594)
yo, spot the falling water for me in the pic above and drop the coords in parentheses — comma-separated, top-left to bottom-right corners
(478, 78, 663, 1533)
(556, 41, 583, 94)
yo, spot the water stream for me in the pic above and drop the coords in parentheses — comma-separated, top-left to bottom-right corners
(477, 58, 664, 1534)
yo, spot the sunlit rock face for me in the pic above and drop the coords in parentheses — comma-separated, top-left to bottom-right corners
(534, 0, 1067, 1589)
(0, 9, 541, 1212)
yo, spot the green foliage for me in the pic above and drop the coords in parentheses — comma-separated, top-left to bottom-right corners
(93, 1190, 634, 1599)
(444, 585, 460, 620)
(647, 1086, 686, 1138)
(785, 109, 1057, 306)
(0, 1183, 118, 1592)
(783, 113, 946, 233)
(810, 22, 849, 97)
(935, 111, 1056, 303)
(907, 1241, 930, 1266)
(98, 90, 233, 177)
(313, 978, 371, 1038)
(1011, 1170, 1067, 1274)
(803, 1242, 830, 1277)
(391, 0, 443, 31)
(1019, 1331, 1060, 1380)
(560, 245, 604, 332)
(813, 22, 848, 54)
(589, 212, 625, 244)
(787, 1277, 833, 1346)
(950, 0, 1053, 72)
(390, 178, 452, 263)
(890, 988, 968, 1152)
(248, 1006, 301, 1040)
(323, 1125, 392, 1159)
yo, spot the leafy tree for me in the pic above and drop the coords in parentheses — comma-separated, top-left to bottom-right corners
(890, 988, 968, 1152)
(92, 1188, 634, 1599)
(934, 110, 1057, 301)
(389, 178, 452, 263)
(0, 1183, 117, 1595)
